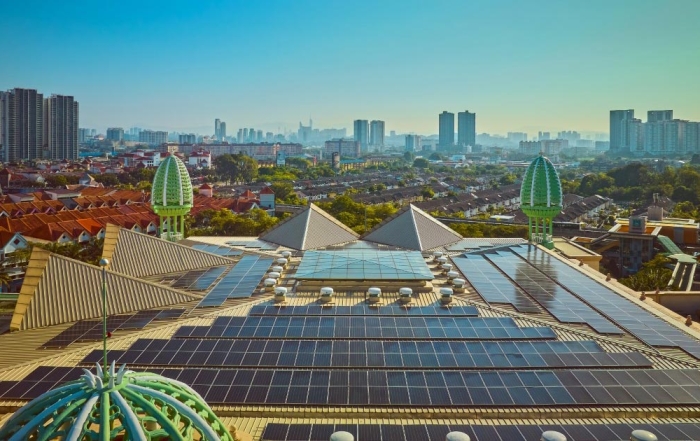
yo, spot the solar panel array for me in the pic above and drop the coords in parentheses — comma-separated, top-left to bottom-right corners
(248, 304, 479, 317)
(170, 266, 228, 291)
(191, 243, 244, 256)
(485, 252, 623, 334)
(262, 422, 700, 441)
(6, 366, 700, 407)
(450, 255, 539, 313)
(512, 245, 700, 358)
(295, 250, 434, 280)
(41, 309, 185, 348)
(81, 338, 651, 369)
(197, 255, 274, 308)
(174, 316, 557, 340)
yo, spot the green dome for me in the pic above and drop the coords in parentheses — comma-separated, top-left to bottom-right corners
(0, 362, 233, 441)
(151, 155, 193, 214)
(520, 154, 562, 218)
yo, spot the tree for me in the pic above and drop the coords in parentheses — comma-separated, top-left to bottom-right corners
(403, 151, 415, 162)
(45, 175, 68, 188)
(421, 187, 435, 199)
(619, 255, 673, 291)
(429, 153, 443, 161)
(413, 158, 429, 169)
(499, 173, 516, 186)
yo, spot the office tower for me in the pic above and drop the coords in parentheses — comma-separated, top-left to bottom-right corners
(538, 131, 551, 141)
(457, 111, 476, 147)
(256, 130, 263, 142)
(106, 127, 124, 142)
(507, 132, 527, 144)
(610, 110, 635, 152)
(369, 120, 385, 151)
(237, 129, 244, 143)
(627, 119, 644, 153)
(438, 111, 455, 148)
(405, 135, 422, 152)
(0, 88, 44, 162)
(219, 122, 226, 140)
(648, 110, 673, 123)
(266, 132, 274, 142)
(353, 120, 369, 152)
(684, 122, 700, 153)
(557, 131, 581, 144)
(215, 118, 221, 138)
(248, 128, 255, 142)
(139, 130, 168, 145)
(78, 128, 90, 144)
(44, 94, 79, 160)
(325, 139, 361, 158)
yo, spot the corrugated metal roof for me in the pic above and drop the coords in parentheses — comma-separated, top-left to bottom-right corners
(363, 204, 462, 251)
(10, 248, 199, 331)
(260, 204, 359, 250)
(103, 224, 235, 278)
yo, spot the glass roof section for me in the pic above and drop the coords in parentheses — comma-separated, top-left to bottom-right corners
(295, 250, 434, 280)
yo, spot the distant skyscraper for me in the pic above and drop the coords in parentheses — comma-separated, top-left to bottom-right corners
(44, 94, 79, 160)
(684, 122, 700, 153)
(353, 120, 369, 152)
(647, 110, 673, 123)
(179, 133, 196, 144)
(0, 88, 44, 162)
(139, 130, 168, 146)
(370, 120, 385, 151)
(438, 111, 454, 148)
(106, 127, 124, 142)
(610, 109, 635, 152)
(78, 128, 90, 144)
(215, 119, 221, 137)
(405, 135, 422, 152)
(457, 111, 476, 147)
(242, 128, 248, 143)
(538, 131, 551, 141)
(248, 128, 255, 142)
(507, 132, 527, 144)
(219, 122, 226, 140)
(256, 130, 263, 142)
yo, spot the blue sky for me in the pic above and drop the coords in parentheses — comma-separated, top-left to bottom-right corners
(2, 0, 699, 136)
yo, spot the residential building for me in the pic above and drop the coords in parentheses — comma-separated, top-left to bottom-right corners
(214, 119, 226, 140)
(138, 130, 168, 146)
(44, 94, 79, 160)
(507, 132, 527, 144)
(438, 111, 454, 148)
(457, 111, 476, 147)
(664, 120, 686, 154)
(684, 122, 700, 153)
(0, 88, 44, 162)
(405, 135, 422, 152)
(179, 134, 196, 144)
(325, 139, 361, 158)
(369, 120, 385, 151)
(106, 128, 124, 142)
(627, 118, 644, 153)
(557, 131, 580, 145)
(610, 109, 634, 152)
(595, 141, 610, 152)
(353, 120, 369, 152)
(648, 110, 673, 123)
(78, 128, 90, 144)
(538, 131, 551, 140)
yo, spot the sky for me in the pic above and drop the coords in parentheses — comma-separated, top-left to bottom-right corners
(2, 0, 699, 136)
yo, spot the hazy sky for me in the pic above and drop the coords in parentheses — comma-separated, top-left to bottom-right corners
(2, 0, 699, 136)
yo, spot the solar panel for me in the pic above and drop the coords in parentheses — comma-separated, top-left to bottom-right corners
(86, 338, 650, 370)
(511, 245, 700, 358)
(247, 304, 480, 317)
(175, 316, 557, 340)
(171, 269, 208, 289)
(190, 266, 227, 290)
(295, 250, 434, 280)
(196, 256, 274, 308)
(451, 255, 540, 313)
(154, 308, 186, 320)
(484, 252, 623, 334)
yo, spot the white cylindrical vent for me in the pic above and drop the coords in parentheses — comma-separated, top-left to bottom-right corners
(437, 257, 448, 264)
(441, 264, 453, 272)
(276, 258, 288, 266)
(440, 287, 453, 296)
(630, 430, 658, 441)
(453, 278, 465, 288)
(263, 278, 276, 287)
(367, 287, 381, 297)
(330, 431, 354, 441)
(320, 287, 334, 296)
(267, 272, 281, 279)
(447, 270, 460, 279)
(445, 432, 470, 441)
(433, 251, 444, 259)
(540, 431, 567, 441)
(271, 265, 284, 273)
(274, 287, 287, 295)
(399, 287, 413, 296)
(281, 251, 292, 258)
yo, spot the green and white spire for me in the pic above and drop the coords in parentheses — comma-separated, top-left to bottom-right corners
(151, 155, 193, 241)
(0, 362, 234, 441)
(520, 154, 563, 249)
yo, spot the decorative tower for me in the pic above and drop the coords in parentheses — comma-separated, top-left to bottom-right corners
(520, 154, 563, 250)
(151, 155, 193, 241)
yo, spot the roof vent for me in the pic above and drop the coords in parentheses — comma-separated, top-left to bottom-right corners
(267, 272, 280, 279)
(271, 265, 284, 273)
(630, 430, 658, 441)
(276, 257, 288, 267)
(263, 278, 277, 288)
(440, 287, 453, 304)
(319, 287, 334, 303)
(540, 431, 567, 441)
(446, 432, 471, 441)
(447, 271, 460, 283)
(330, 431, 354, 441)
(367, 287, 381, 304)
(441, 263, 453, 274)
(399, 287, 413, 304)
(453, 278, 465, 291)
(281, 251, 292, 258)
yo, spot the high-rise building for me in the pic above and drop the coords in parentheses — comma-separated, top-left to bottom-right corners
(0, 88, 45, 162)
(647, 110, 673, 123)
(627, 119, 644, 153)
(538, 131, 551, 141)
(139, 130, 168, 146)
(684, 122, 700, 154)
(248, 128, 255, 142)
(557, 131, 581, 145)
(610, 109, 635, 152)
(219, 122, 226, 140)
(179, 134, 196, 144)
(438, 111, 454, 148)
(644, 120, 664, 153)
(353, 120, 369, 152)
(405, 135, 422, 152)
(256, 130, 263, 142)
(215, 119, 221, 138)
(507, 132, 527, 144)
(369, 120, 385, 151)
(106, 127, 124, 142)
(78, 128, 90, 144)
(457, 111, 476, 147)
(664, 120, 686, 154)
(325, 139, 361, 158)
(44, 94, 79, 160)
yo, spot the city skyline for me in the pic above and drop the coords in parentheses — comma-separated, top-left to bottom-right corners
(2, 0, 699, 134)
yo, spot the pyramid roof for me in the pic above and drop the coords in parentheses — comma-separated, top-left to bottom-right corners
(102, 224, 234, 278)
(10, 248, 199, 331)
(259, 203, 359, 250)
(363, 204, 462, 251)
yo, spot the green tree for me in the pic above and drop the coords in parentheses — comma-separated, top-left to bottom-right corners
(499, 173, 516, 186)
(413, 158, 429, 169)
(619, 255, 673, 291)
(421, 187, 435, 199)
(46, 175, 69, 187)
(403, 151, 415, 162)
(429, 152, 443, 161)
